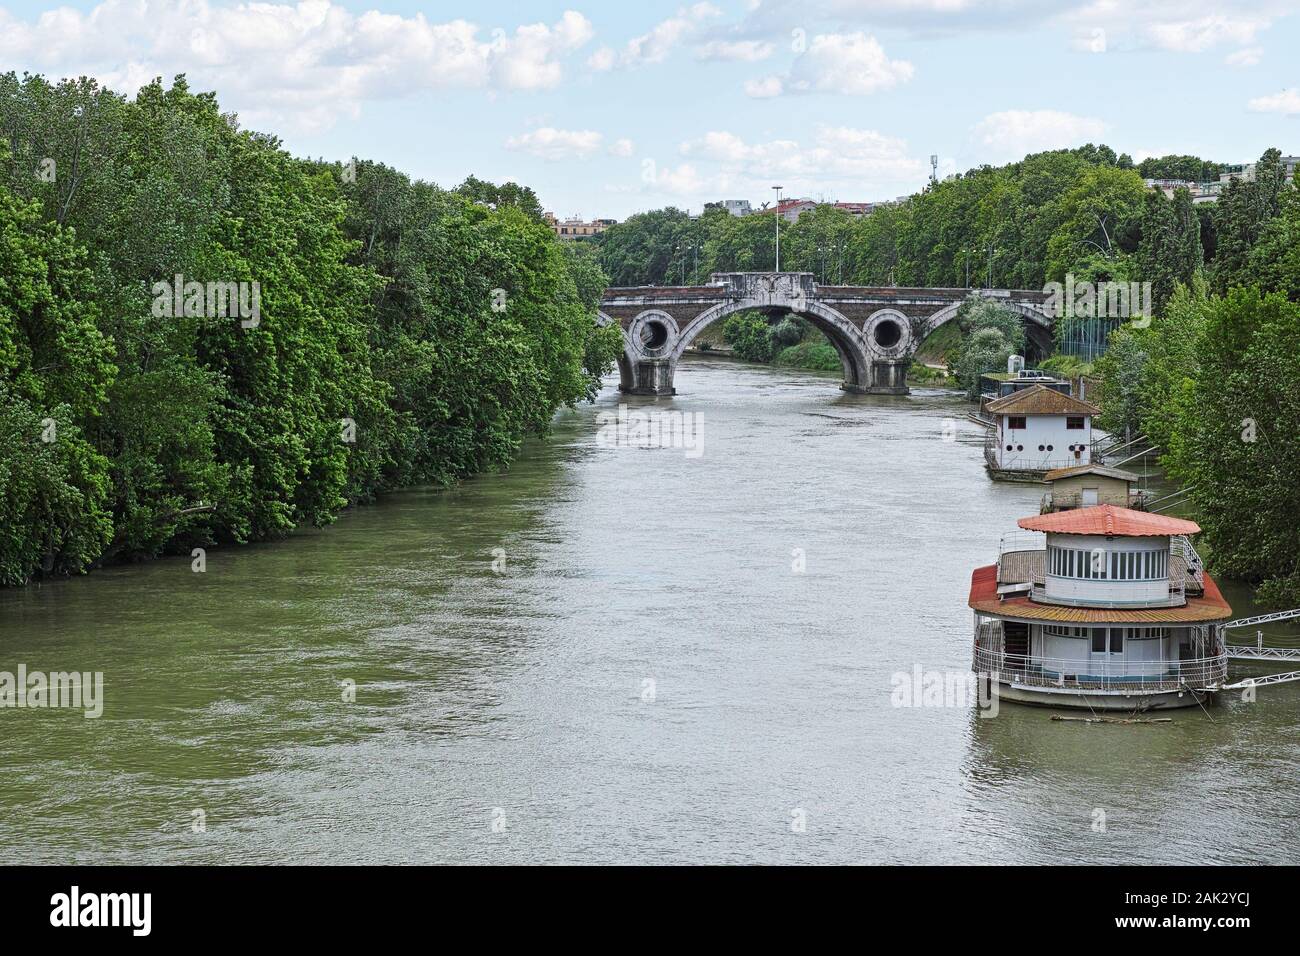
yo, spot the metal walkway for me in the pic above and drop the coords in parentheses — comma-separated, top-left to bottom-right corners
(1226, 645, 1300, 661)
(1215, 608, 1300, 690)
(1220, 670, 1300, 690)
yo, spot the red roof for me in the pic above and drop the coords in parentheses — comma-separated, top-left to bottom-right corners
(1018, 504, 1200, 537)
(985, 384, 1100, 416)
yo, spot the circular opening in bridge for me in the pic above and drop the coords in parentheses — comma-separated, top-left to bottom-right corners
(640, 320, 670, 351)
(873, 318, 902, 349)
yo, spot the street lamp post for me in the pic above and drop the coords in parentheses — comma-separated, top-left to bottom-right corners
(772, 185, 783, 271)
(987, 244, 998, 289)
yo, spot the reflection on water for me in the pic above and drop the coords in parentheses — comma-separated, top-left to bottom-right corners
(1, 356, 1297, 864)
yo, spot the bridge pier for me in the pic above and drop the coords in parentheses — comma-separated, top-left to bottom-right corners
(622, 359, 675, 396)
(859, 358, 911, 395)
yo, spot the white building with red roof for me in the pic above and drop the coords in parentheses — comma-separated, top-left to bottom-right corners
(984, 384, 1099, 480)
(970, 505, 1232, 710)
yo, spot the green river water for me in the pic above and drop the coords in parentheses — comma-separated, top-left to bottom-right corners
(2, 356, 1297, 864)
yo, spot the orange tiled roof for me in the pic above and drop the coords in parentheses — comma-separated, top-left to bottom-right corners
(968, 564, 1233, 623)
(1018, 504, 1200, 537)
(986, 384, 1100, 416)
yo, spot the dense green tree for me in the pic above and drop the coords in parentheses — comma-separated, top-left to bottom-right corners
(1137, 187, 1203, 315)
(454, 175, 546, 223)
(1164, 289, 1300, 604)
(721, 313, 779, 363)
(0, 73, 617, 586)
(1211, 148, 1288, 293)
(1245, 167, 1300, 301)
(1136, 155, 1223, 183)
(950, 298, 1026, 398)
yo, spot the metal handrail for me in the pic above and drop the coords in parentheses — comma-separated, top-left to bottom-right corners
(972, 646, 1228, 691)
(1170, 535, 1205, 590)
(973, 621, 1228, 690)
(999, 531, 1046, 555)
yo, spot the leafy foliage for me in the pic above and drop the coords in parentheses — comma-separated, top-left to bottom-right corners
(0, 73, 614, 585)
(950, 298, 1026, 399)
(721, 313, 779, 363)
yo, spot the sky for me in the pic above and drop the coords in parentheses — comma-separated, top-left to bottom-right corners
(0, 0, 1297, 220)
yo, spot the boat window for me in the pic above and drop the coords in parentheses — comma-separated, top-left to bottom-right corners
(1110, 630, 1124, 653)
(1007, 416, 1026, 430)
(1091, 630, 1106, 653)
(1066, 416, 1085, 429)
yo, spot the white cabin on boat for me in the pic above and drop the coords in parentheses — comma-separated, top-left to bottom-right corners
(983, 385, 1099, 481)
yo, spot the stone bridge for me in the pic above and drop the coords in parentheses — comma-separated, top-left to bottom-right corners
(598, 272, 1054, 396)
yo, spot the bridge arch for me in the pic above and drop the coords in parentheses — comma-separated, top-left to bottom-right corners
(671, 297, 873, 392)
(921, 298, 1055, 359)
(597, 310, 640, 393)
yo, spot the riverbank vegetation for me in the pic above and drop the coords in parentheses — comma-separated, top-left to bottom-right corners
(0, 74, 620, 586)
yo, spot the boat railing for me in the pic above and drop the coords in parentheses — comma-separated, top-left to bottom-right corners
(1171, 535, 1205, 592)
(971, 644, 1228, 691)
(1027, 584, 1191, 609)
(1042, 491, 1150, 512)
(998, 531, 1046, 556)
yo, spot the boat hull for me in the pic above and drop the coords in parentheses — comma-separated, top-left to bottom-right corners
(993, 679, 1214, 711)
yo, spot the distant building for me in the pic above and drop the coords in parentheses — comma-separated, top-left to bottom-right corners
(759, 198, 878, 222)
(766, 198, 818, 222)
(832, 202, 874, 217)
(720, 199, 752, 217)
(1143, 178, 1221, 205)
(1220, 156, 1300, 184)
(544, 212, 617, 238)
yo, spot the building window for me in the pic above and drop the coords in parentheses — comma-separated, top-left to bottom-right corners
(1066, 416, 1085, 429)
(1007, 416, 1027, 430)
(1091, 630, 1106, 653)
(1110, 630, 1124, 653)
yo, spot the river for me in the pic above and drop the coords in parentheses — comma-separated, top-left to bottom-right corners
(2, 356, 1297, 864)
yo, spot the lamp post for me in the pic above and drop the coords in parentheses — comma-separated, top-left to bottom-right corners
(986, 243, 998, 289)
(772, 185, 783, 271)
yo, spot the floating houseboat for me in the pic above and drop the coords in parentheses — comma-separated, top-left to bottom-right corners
(970, 505, 1233, 710)
(983, 385, 1100, 482)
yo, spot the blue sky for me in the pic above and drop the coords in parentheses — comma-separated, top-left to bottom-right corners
(1, 1, 1297, 219)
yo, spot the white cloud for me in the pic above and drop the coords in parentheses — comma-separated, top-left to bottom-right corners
(505, 127, 605, 161)
(1059, 2, 1291, 56)
(1248, 89, 1300, 115)
(587, 47, 617, 71)
(593, 3, 722, 71)
(1224, 46, 1263, 67)
(746, 33, 913, 98)
(678, 125, 926, 193)
(638, 161, 711, 196)
(972, 110, 1107, 158)
(743, 76, 784, 98)
(1146, 14, 1268, 52)
(608, 138, 635, 157)
(696, 39, 775, 62)
(0, 1, 594, 132)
